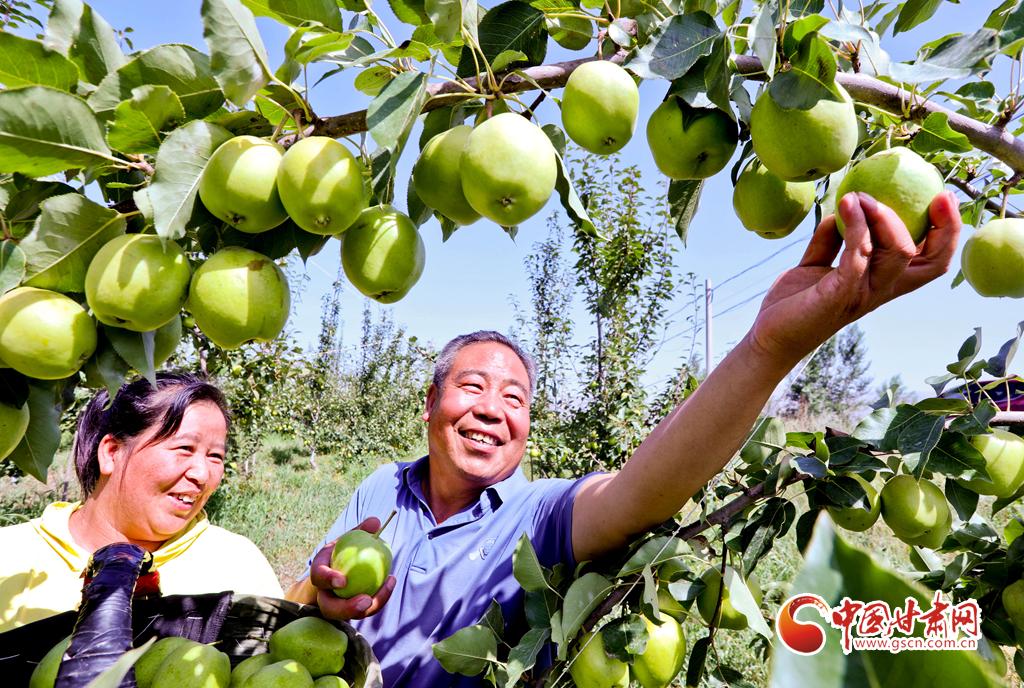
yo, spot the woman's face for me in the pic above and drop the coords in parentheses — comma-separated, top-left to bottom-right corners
(101, 400, 227, 547)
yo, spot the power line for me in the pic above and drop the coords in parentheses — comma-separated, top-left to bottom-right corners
(715, 288, 769, 318)
(714, 233, 810, 290)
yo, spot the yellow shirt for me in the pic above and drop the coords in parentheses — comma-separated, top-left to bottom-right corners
(0, 502, 283, 632)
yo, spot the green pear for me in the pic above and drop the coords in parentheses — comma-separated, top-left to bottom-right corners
(152, 642, 230, 688)
(880, 475, 950, 540)
(243, 660, 313, 687)
(957, 428, 1024, 497)
(1003, 579, 1024, 630)
(732, 163, 816, 237)
(340, 205, 425, 304)
(0, 287, 97, 380)
(961, 218, 1024, 298)
(312, 678, 349, 688)
(28, 635, 70, 688)
(827, 473, 881, 532)
(750, 85, 858, 182)
(568, 629, 629, 688)
(230, 653, 275, 686)
(188, 247, 290, 349)
(460, 112, 558, 226)
(0, 398, 29, 461)
(631, 612, 686, 688)
(412, 126, 481, 225)
(696, 568, 762, 631)
(979, 637, 1008, 678)
(561, 61, 639, 155)
(835, 147, 944, 242)
(330, 529, 393, 598)
(277, 136, 366, 236)
(268, 617, 348, 678)
(85, 234, 191, 332)
(646, 99, 737, 180)
(135, 636, 194, 688)
(902, 508, 952, 549)
(199, 135, 288, 234)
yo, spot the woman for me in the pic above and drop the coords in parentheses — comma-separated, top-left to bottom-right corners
(0, 372, 283, 632)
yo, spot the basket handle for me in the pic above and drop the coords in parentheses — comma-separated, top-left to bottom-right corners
(56, 543, 151, 688)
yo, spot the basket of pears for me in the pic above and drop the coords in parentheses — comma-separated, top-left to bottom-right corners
(2, 544, 382, 688)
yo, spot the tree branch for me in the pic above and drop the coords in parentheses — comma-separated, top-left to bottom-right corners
(302, 53, 1024, 178)
(296, 53, 627, 142)
(948, 177, 1022, 219)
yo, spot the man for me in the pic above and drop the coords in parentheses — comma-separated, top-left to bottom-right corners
(287, 192, 962, 686)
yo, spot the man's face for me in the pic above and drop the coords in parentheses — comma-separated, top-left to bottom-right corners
(424, 341, 531, 491)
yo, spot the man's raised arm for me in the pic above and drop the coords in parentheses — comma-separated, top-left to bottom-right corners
(570, 191, 962, 563)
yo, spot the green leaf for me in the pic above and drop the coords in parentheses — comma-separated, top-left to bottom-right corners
(0, 32, 79, 91)
(0, 86, 114, 177)
(44, 0, 127, 85)
(354, 66, 394, 96)
(207, 108, 273, 137)
(554, 152, 598, 238)
(456, 1, 547, 78)
(107, 85, 186, 154)
(291, 31, 355, 64)
(427, 0, 462, 43)
(85, 331, 131, 400)
(751, 0, 778, 79)
(20, 194, 126, 293)
(513, 533, 549, 592)
(148, 120, 233, 240)
(910, 112, 973, 154)
(769, 514, 1003, 688)
(504, 627, 549, 687)
(945, 479, 979, 522)
(768, 35, 839, 109)
(85, 638, 156, 688)
(558, 573, 614, 658)
(388, 0, 431, 26)
(105, 325, 157, 383)
(7, 381, 63, 482)
(625, 12, 720, 80)
(928, 431, 989, 482)
(366, 71, 428, 150)
(431, 624, 498, 677)
(89, 44, 224, 119)
(617, 535, 690, 577)
(202, 0, 272, 106)
(667, 179, 703, 244)
(490, 49, 528, 72)
(724, 566, 771, 637)
(240, 0, 344, 31)
(0, 241, 26, 295)
(894, 0, 942, 35)
(852, 406, 898, 447)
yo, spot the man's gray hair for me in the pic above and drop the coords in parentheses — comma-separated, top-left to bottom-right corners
(433, 331, 537, 399)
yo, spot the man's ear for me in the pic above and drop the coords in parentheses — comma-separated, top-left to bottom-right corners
(423, 383, 438, 422)
(96, 434, 121, 477)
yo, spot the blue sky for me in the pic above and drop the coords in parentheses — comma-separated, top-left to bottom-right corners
(89, 1, 1021, 399)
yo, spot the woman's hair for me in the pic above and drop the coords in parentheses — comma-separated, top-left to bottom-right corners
(72, 372, 230, 496)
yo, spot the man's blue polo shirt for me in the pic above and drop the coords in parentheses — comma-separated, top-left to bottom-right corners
(308, 456, 590, 687)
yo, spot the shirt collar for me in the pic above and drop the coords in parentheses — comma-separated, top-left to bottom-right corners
(401, 456, 528, 511)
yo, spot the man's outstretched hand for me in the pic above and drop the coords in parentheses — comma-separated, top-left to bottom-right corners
(747, 190, 961, 367)
(308, 517, 396, 621)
